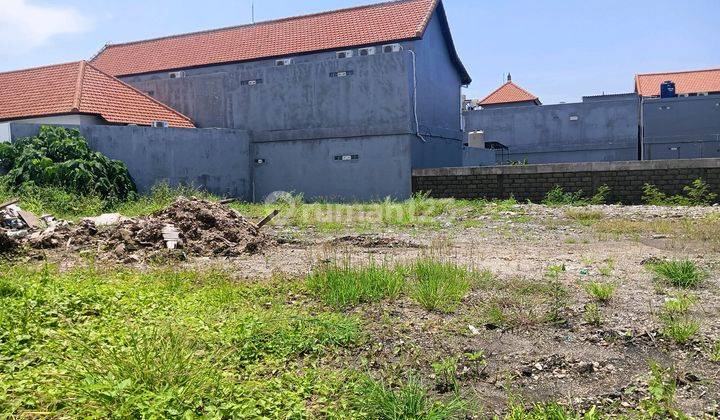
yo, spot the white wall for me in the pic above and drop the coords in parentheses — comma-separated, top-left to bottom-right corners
(0, 123, 10, 142)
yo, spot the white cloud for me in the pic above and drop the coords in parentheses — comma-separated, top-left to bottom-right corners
(0, 0, 92, 55)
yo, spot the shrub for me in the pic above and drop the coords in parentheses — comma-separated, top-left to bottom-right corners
(584, 281, 616, 303)
(307, 260, 404, 309)
(542, 185, 610, 206)
(409, 259, 486, 313)
(648, 259, 708, 288)
(0, 126, 136, 201)
(643, 178, 717, 206)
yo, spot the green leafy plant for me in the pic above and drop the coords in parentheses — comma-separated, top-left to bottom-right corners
(0, 126, 136, 202)
(464, 350, 488, 379)
(584, 303, 603, 327)
(542, 185, 610, 206)
(709, 341, 720, 363)
(643, 179, 717, 206)
(505, 401, 600, 419)
(584, 281, 616, 303)
(638, 363, 687, 419)
(307, 260, 404, 309)
(648, 259, 708, 288)
(431, 356, 460, 393)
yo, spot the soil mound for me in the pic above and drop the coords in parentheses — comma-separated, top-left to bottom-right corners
(27, 197, 270, 260)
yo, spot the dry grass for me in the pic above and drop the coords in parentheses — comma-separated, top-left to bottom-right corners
(593, 216, 720, 249)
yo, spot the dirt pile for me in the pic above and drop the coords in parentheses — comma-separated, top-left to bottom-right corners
(0, 228, 19, 254)
(26, 197, 270, 260)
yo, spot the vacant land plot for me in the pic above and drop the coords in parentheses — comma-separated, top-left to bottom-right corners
(1, 196, 719, 418)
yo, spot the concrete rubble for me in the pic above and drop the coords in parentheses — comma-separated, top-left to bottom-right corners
(0, 197, 272, 260)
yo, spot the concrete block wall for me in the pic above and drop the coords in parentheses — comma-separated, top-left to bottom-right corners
(413, 159, 720, 204)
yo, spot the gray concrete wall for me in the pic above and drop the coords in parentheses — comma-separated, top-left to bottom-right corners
(464, 97, 640, 164)
(1, 115, 106, 142)
(7, 123, 251, 199)
(251, 135, 413, 202)
(643, 95, 720, 160)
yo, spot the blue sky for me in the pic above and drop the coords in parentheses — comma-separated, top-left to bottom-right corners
(1, 0, 718, 104)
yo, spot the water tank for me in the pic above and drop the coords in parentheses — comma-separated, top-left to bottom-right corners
(660, 81, 676, 98)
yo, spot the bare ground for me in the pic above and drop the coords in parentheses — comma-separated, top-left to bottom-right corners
(26, 204, 720, 417)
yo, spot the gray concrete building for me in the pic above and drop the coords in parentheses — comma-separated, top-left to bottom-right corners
(90, 0, 491, 201)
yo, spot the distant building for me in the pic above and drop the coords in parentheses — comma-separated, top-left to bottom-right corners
(635, 68, 720, 97)
(0, 61, 194, 129)
(476, 75, 541, 109)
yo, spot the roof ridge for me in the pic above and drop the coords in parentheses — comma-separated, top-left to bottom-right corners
(0, 60, 82, 77)
(637, 67, 720, 77)
(507, 81, 538, 100)
(84, 62, 195, 125)
(72, 61, 87, 112)
(98, 0, 427, 51)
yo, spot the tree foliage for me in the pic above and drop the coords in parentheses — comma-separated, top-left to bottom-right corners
(0, 126, 136, 201)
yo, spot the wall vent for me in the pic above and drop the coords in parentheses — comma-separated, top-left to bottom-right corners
(330, 70, 354, 78)
(334, 154, 359, 161)
(241, 79, 263, 86)
(336, 50, 353, 59)
(275, 58, 293, 66)
(698, 92, 709, 96)
(151, 121, 169, 128)
(168, 71, 186, 79)
(382, 43, 402, 53)
(358, 47, 377, 56)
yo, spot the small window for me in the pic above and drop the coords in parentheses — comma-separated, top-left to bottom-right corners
(168, 71, 185, 79)
(336, 50, 353, 59)
(275, 58, 293, 66)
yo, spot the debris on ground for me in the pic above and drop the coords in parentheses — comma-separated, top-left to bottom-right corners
(16, 197, 271, 261)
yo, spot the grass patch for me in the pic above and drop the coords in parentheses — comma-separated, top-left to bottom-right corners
(659, 293, 700, 345)
(478, 277, 569, 329)
(542, 185, 610, 206)
(409, 259, 489, 313)
(307, 260, 404, 309)
(584, 281, 616, 303)
(709, 341, 720, 363)
(505, 401, 600, 419)
(0, 264, 364, 418)
(358, 377, 464, 419)
(648, 259, 708, 288)
(565, 209, 605, 226)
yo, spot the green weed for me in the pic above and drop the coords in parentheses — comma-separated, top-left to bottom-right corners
(409, 259, 488, 313)
(643, 178, 717, 206)
(659, 293, 700, 345)
(359, 377, 464, 419)
(648, 259, 708, 288)
(709, 341, 720, 363)
(584, 303, 603, 327)
(307, 260, 404, 309)
(584, 281, 616, 303)
(505, 401, 600, 419)
(542, 185, 610, 206)
(431, 356, 460, 393)
(637, 363, 687, 419)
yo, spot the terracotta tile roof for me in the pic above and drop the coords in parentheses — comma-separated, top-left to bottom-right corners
(0, 61, 195, 127)
(478, 81, 540, 106)
(635, 68, 720, 97)
(91, 0, 441, 77)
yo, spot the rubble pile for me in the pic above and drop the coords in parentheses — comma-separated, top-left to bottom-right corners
(1, 197, 271, 261)
(103, 197, 268, 258)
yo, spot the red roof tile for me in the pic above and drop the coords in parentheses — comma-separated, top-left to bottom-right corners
(92, 0, 439, 77)
(478, 81, 540, 106)
(635, 68, 720, 97)
(0, 61, 194, 127)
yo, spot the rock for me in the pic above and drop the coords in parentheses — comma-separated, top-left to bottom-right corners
(577, 362, 595, 374)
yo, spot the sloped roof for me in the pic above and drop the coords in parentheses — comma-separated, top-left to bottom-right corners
(90, 0, 470, 84)
(478, 81, 540, 106)
(0, 61, 195, 127)
(635, 68, 720, 97)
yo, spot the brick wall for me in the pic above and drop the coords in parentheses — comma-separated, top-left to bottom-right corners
(412, 159, 720, 204)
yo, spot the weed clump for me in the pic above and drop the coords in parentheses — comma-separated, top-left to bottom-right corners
(648, 259, 708, 288)
(307, 260, 404, 309)
(642, 178, 718, 206)
(585, 281, 616, 303)
(659, 293, 700, 345)
(359, 377, 463, 419)
(542, 185, 610, 206)
(409, 259, 486, 313)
